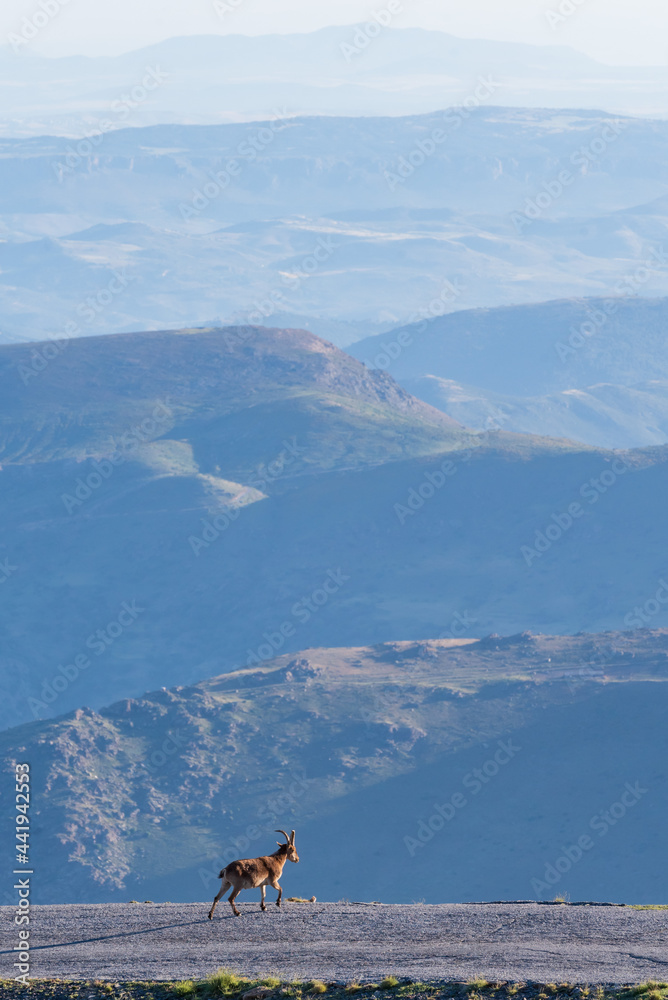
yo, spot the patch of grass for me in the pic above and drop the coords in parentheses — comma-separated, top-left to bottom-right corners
(630, 905, 668, 910)
(6, 978, 668, 1000)
(397, 983, 429, 995)
(172, 982, 197, 997)
(623, 984, 668, 1000)
(204, 968, 251, 997)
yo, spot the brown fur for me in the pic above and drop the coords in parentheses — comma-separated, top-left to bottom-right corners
(208, 829, 299, 918)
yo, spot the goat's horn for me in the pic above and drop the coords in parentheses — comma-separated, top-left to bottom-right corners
(290, 830, 295, 844)
(275, 829, 290, 843)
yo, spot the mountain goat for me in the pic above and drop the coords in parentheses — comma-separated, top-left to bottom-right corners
(208, 829, 300, 918)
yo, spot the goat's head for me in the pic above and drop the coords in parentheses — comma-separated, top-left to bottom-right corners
(275, 828, 299, 863)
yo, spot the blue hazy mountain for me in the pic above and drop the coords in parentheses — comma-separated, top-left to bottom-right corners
(1, 631, 666, 904)
(1, 110, 668, 348)
(0, 28, 666, 138)
(350, 297, 668, 448)
(3, 322, 668, 736)
(401, 376, 668, 451)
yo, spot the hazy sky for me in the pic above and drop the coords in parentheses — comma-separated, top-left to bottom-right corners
(2, 0, 666, 66)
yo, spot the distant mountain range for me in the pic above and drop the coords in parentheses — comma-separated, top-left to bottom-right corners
(4, 323, 668, 734)
(1, 629, 666, 904)
(402, 376, 668, 452)
(350, 297, 668, 449)
(1, 28, 666, 138)
(1, 110, 668, 344)
(3, 27, 667, 914)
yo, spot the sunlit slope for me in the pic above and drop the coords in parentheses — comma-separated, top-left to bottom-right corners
(1, 322, 658, 733)
(1, 631, 666, 904)
(0, 324, 472, 472)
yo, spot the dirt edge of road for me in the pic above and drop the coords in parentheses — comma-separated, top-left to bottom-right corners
(1, 976, 667, 1000)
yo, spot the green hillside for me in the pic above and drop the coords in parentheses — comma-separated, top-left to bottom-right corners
(0, 323, 613, 730)
(0, 324, 471, 472)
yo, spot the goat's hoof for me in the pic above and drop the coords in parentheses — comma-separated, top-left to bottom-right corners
(233, 910, 241, 917)
(276, 902, 281, 908)
(208, 913, 213, 920)
(261, 904, 266, 911)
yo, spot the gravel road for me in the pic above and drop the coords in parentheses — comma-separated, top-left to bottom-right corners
(3, 902, 668, 984)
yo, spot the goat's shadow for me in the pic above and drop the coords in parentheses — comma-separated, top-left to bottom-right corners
(0, 914, 246, 955)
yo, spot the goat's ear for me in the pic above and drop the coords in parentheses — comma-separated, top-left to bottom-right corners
(290, 830, 295, 844)
(276, 841, 282, 847)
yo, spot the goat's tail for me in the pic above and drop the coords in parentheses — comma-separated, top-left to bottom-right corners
(217, 865, 228, 879)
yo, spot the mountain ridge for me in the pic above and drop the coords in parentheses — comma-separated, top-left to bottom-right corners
(3, 321, 667, 736)
(2, 629, 666, 904)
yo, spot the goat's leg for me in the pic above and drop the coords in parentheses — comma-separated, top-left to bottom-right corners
(270, 879, 282, 908)
(208, 879, 230, 920)
(228, 886, 242, 916)
(260, 884, 267, 911)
